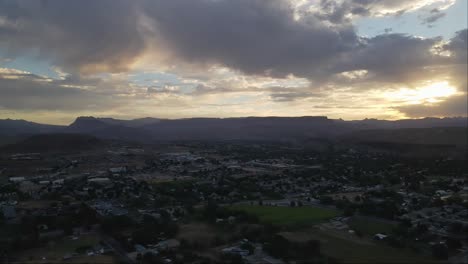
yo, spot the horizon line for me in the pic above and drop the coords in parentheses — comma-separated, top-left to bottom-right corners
(1, 115, 467, 126)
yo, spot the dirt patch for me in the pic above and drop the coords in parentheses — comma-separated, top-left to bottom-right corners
(177, 222, 218, 247)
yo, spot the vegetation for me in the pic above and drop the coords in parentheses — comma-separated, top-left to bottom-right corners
(284, 229, 439, 263)
(348, 217, 397, 236)
(229, 205, 339, 227)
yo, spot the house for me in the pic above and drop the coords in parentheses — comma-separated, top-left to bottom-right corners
(53, 179, 65, 185)
(88, 177, 111, 184)
(127, 251, 140, 261)
(109, 167, 127, 175)
(157, 239, 180, 251)
(222, 246, 249, 257)
(134, 244, 146, 253)
(374, 233, 388, 240)
(1, 205, 16, 219)
(19, 181, 41, 194)
(9, 177, 25, 183)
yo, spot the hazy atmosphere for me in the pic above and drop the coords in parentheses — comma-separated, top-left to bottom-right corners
(0, 0, 466, 124)
(1, 2, 468, 263)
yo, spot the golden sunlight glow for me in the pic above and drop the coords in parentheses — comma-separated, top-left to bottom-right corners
(385, 81, 457, 104)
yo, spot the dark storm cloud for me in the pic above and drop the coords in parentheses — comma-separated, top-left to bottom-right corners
(144, 0, 359, 78)
(0, 0, 145, 73)
(0, 0, 463, 84)
(141, 0, 460, 82)
(334, 33, 443, 82)
(444, 29, 468, 63)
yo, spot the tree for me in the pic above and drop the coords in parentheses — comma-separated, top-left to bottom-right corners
(0, 212, 4, 226)
(449, 222, 463, 233)
(203, 201, 219, 221)
(264, 235, 289, 259)
(240, 242, 255, 255)
(344, 206, 355, 216)
(101, 215, 133, 234)
(221, 253, 244, 264)
(432, 243, 448, 260)
(446, 238, 462, 250)
(305, 240, 320, 255)
(413, 224, 428, 236)
(319, 196, 334, 205)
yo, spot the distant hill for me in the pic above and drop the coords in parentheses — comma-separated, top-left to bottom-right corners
(340, 127, 467, 146)
(67, 117, 154, 141)
(142, 116, 339, 141)
(2, 116, 467, 143)
(98, 117, 162, 127)
(339, 127, 467, 158)
(346, 117, 467, 130)
(0, 134, 106, 153)
(65, 116, 345, 141)
(0, 119, 64, 136)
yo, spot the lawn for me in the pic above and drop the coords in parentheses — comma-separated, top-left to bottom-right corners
(12, 234, 103, 263)
(281, 229, 439, 263)
(348, 216, 397, 236)
(229, 205, 340, 227)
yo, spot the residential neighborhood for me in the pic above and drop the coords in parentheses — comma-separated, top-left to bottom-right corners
(0, 141, 467, 263)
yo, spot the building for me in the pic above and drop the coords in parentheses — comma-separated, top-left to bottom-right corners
(9, 177, 25, 183)
(1, 205, 16, 219)
(88, 177, 111, 184)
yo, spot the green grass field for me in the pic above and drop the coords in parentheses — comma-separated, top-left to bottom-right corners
(306, 229, 438, 263)
(12, 234, 102, 262)
(281, 229, 439, 263)
(229, 205, 340, 227)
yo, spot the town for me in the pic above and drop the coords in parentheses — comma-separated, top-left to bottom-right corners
(1, 141, 467, 263)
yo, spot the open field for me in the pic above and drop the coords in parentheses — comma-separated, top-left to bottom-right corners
(177, 222, 219, 247)
(348, 216, 397, 236)
(65, 255, 116, 263)
(281, 228, 440, 263)
(11, 234, 111, 263)
(229, 205, 340, 227)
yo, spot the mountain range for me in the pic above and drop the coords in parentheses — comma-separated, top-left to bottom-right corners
(0, 116, 466, 144)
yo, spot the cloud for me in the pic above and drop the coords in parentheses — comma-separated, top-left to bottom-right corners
(333, 34, 444, 83)
(144, 0, 359, 79)
(0, 70, 128, 111)
(0, 0, 466, 121)
(308, 0, 455, 23)
(396, 94, 467, 117)
(142, 0, 465, 84)
(0, 0, 146, 74)
(419, 8, 446, 26)
(0, 0, 461, 82)
(394, 30, 467, 118)
(444, 29, 468, 63)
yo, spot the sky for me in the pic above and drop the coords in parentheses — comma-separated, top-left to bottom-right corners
(0, 0, 466, 125)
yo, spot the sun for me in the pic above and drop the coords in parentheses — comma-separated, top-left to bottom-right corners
(386, 81, 457, 104)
